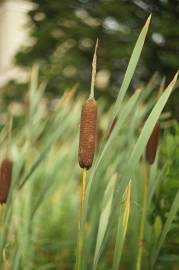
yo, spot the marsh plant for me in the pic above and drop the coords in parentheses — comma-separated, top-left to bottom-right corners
(0, 16, 179, 270)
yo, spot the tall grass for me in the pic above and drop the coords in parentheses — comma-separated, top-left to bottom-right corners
(0, 16, 178, 270)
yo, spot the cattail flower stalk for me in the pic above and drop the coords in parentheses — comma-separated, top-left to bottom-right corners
(78, 39, 98, 222)
(76, 39, 98, 270)
(80, 167, 87, 219)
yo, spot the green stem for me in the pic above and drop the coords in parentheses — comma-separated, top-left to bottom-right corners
(136, 165, 150, 270)
(75, 169, 87, 270)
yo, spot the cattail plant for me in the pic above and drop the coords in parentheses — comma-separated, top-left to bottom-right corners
(0, 115, 13, 204)
(145, 121, 160, 164)
(0, 159, 13, 204)
(78, 39, 98, 218)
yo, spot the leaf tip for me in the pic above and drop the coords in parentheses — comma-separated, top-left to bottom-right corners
(171, 71, 179, 86)
(145, 14, 152, 29)
(165, 72, 178, 94)
(175, 71, 179, 79)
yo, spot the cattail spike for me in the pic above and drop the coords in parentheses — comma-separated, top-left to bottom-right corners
(78, 98, 97, 169)
(79, 39, 98, 169)
(0, 159, 13, 204)
(90, 39, 98, 99)
(146, 122, 160, 165)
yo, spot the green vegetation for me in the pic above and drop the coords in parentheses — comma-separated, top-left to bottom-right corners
(0, 17, 179, 270)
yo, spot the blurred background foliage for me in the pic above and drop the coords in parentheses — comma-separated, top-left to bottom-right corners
(3, 0, 179, 118)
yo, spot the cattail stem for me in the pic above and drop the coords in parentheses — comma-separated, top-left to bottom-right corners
(76, 169, 86, 270)
(0, 204, 6, 229)
(136, 164, 150, 270)
(80, 168, 87, 222)
(76, 168, 87, 270)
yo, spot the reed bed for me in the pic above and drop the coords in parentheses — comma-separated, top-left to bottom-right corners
(0, 16, 178, 270)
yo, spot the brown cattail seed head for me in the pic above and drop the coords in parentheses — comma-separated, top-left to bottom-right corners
(78, 98, 97, 170)
(0, 159, 13, 204)
(146, 122, 160, 165)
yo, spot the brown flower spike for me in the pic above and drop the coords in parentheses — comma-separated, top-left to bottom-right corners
(78, 98, 97, 169)
(0, 159, 13, 204)
(78, 39, 98, 170)
(146, 122, 160, 165)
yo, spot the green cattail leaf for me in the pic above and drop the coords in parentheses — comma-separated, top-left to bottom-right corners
(112, 181, 131, 270)
(112, 15, 151, 120)
(150, 190, 179, 268)
(93, 174, 116, 270)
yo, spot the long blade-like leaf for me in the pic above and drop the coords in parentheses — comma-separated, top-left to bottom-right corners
(93, 175, 116, 270)
(112, 181, 131, 270)
(113, 15, 151, 119)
